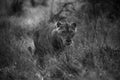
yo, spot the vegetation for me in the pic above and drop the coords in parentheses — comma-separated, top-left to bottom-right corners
(0, 0, 120, 80)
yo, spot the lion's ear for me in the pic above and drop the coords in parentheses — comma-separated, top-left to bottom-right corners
(56, 21, 62, 27)
(71, 23, 76, 30)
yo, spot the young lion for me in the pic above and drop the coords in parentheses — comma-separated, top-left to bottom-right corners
(33, 21, 77, 69)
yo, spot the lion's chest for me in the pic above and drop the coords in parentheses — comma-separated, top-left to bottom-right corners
(51, 33, 65, 52)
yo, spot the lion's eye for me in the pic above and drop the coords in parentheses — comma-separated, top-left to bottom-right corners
(69, 31, 75, 37)
(60, 31, 67, 36)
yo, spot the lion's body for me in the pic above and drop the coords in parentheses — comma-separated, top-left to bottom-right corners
(34, 21, 77, 55)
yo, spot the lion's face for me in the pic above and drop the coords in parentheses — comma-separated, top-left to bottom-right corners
(55, 21, 77, 46)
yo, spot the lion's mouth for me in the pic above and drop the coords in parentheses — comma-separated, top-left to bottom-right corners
(65, 39, 72, 45)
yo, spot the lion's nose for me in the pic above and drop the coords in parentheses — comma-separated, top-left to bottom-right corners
(66, 39, 71, 42)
